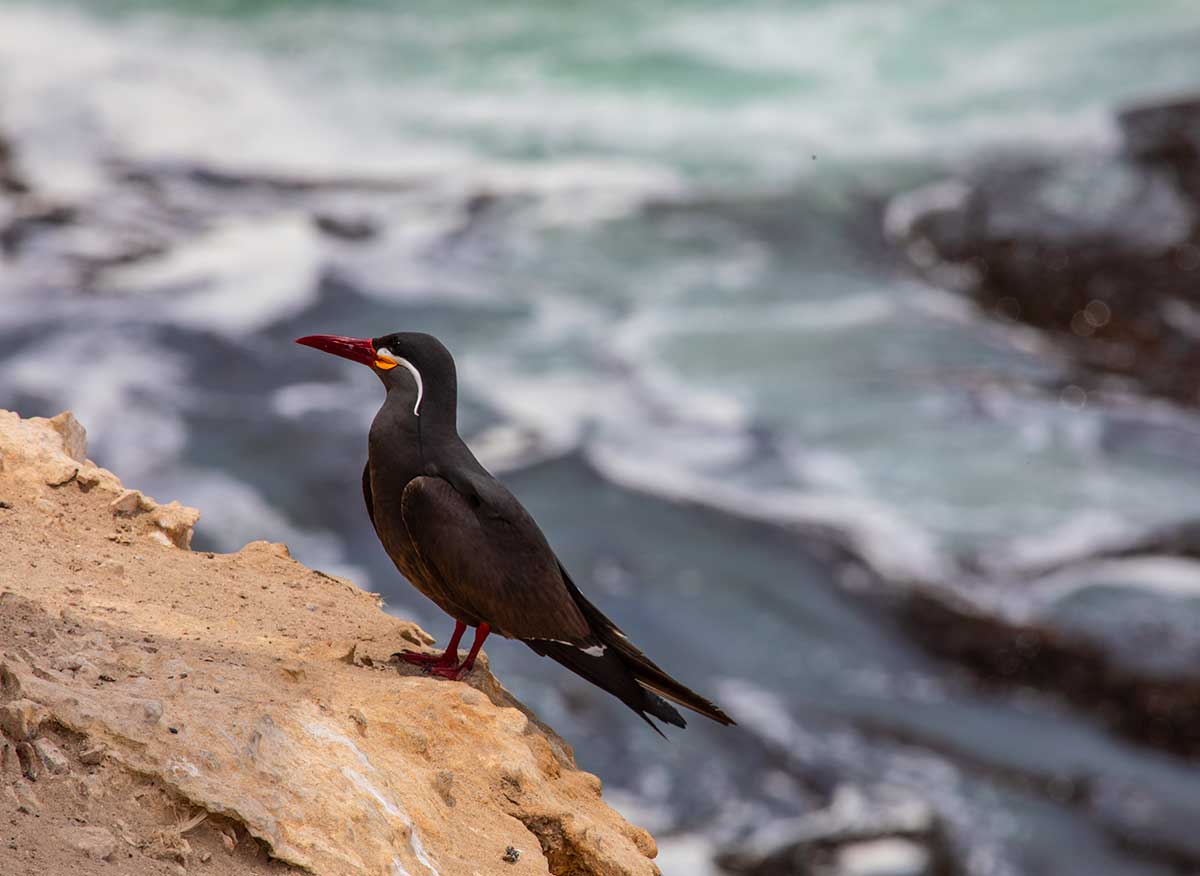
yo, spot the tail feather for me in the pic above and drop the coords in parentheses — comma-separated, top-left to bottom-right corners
(556, 563, 736, 728)
(525, 638, 686, 733)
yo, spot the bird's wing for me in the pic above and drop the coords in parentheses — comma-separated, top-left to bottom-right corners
(362, 463, 377, 531)
(400, 475, 593, 642)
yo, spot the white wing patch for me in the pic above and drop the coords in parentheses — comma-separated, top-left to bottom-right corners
(535, 638, 607, 656)
(379, 348, 424, 416)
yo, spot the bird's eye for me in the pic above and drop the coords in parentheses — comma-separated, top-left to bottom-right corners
(373, 346, 399, 371)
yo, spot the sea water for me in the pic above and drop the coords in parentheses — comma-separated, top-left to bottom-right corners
(3, 1, 1200, 871)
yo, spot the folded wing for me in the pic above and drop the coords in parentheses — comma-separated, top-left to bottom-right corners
(400, 475, 593, 642)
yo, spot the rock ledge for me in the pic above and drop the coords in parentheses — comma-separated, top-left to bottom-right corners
(0, 409, 658, 876)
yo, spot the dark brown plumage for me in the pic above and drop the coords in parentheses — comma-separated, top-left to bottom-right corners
(299, 331, 734, 732)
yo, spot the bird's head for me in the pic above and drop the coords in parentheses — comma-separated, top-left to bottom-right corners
(295, 331, 456, 418)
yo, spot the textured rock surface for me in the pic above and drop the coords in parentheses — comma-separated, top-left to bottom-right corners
(886, 94, 1200, 406)
(0, 409, 658, 876)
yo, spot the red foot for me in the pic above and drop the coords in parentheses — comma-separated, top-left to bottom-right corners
(428, 661, 474, 681)
(393, 620, 467, 670)
(394, 621, 490, 682)
(395, 650, 458, 668)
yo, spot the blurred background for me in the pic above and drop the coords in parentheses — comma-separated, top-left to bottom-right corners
(3, 1, 1200, 873)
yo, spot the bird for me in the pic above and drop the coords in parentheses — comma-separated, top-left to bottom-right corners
(296, 331, 734, 733)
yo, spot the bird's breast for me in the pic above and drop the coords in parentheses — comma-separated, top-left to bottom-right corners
(368, 463, 475, 621)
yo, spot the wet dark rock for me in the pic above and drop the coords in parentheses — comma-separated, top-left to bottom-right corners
(888, 94, 1200, 406)
(1042, 577, 1200, 679)
(118, 159, 421, 194)
(1119, 95, 1200, 168)
(0, 131, 29, 195)
(0, 200, 79, 255)
(312, 211, 379, 242)
(898, 586, 1200, 757)
(716, 785, 953, 876)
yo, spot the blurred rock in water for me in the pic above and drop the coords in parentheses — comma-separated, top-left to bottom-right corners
(896, 583, 1200, 758)
(715, 784, 953, 876)
(0, 128, 29, 194)
(1120, 96, 1200, 166)
(887, 94, 1200, 406)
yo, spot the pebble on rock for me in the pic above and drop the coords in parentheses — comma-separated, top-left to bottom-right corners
(63, 825, 118, 861)
(109, 489, 143, 516)
(12, 781, 40, 814)
(15, 741, 39, 780)
(142, 700, 164, 723)
(32, 737, 69, 774)
(0, 700, 45, 740)
(0, 662, 22, 699)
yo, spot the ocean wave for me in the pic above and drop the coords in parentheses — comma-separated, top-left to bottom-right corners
(154, 467, 367, 583)
(586, 437, 951, 583)
(2, 328, 189, 480)
(99, 215, 322, 335)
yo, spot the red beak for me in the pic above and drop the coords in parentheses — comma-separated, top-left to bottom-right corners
(295, 334, 377, 367)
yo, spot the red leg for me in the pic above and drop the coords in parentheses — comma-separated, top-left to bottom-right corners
(394, 620, 465, 668)
(430, 623, 490, 680)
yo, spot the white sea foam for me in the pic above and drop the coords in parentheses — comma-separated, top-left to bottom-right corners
(989, 510, 1138, 574)
(883, 180, 973, 242)
(714, 679, 810, 753)
(651, 834, 724, 876)
(1030, 556, 1200, 606)
(2, 330, 189, 480)
(0, 4, 685, 241)
(272, 382, 376, 422)
(587, 438, 950, 582)
(618, 296, 898, 347)
(152, 468, 366, 585)
(100, 215, 322, 335)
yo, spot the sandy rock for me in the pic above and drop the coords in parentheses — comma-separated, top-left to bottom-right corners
(150, 501, 201, 549)
(63, 825, 118, 861)
(0, 409, 197, 547)
(47, 412, 88, 463)
(51, 654, 84, 672)
(433, 769, 456, 807)
(12, 780, 40, 814)
(32, 737, 69, 774)
(0, 409, 660, 876)
(15, 741, 39, 780)
(110, 488, 143, 515)
(0, 662, 22, 700)
(141, 700, 164, 724)
(0, 741, 16, 781)
(0, 699, 46, 740)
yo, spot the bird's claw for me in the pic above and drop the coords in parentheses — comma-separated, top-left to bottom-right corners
(393, 650, 456, 668)
(428, 662, 472, 681)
